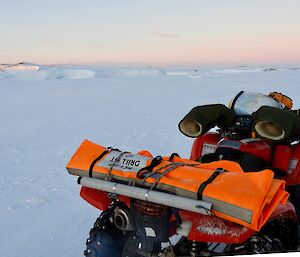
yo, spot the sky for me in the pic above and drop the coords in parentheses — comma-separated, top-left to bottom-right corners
(0, 0, 300, 65)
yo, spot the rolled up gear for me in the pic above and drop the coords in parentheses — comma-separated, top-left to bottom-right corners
(178, 104, 236, 138)
(252, 106, 300, 141)
(268, 92, 293, 109)
(67, 140, 289, 231)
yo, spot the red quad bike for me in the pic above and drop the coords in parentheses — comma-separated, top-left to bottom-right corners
(77, 92, 300, 257)
(78, 123, 300, 257)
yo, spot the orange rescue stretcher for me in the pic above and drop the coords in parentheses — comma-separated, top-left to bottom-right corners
(66, 140, 289, 231)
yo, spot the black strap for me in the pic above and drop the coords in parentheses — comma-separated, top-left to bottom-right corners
(141, 162, 178, 183)
(149, 162, 197, 190)
(107, 147, 121, 152)
(106, 151, 128, 181)
(137, 156, 163, 179)
(89, 150, 110, 178)
(197, 168, 226, 200)
(169, 153, 180, 161)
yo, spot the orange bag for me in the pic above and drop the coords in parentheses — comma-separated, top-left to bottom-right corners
(66, 140, 288, 231)
(268, 91, 293, 109)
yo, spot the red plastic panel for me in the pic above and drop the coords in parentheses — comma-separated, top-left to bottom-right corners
(285, 144, 300, 186)
(270, 201, 297, 222)
(272, 145, 292, 173)
(190, 133, 220, 161)
(80, 186, 111, 210)
(179, 210, 254, 244)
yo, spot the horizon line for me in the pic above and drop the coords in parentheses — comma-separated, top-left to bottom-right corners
(4, 60, 300, 68)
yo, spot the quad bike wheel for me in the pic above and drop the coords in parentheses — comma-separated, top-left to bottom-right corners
(84, 215, 129, 257)
(225, 216, 300, 255)
(173, 234, 283, 256)
(225, 233, 283, 255)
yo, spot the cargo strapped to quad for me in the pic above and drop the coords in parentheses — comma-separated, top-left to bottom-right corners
(67, 139, 289, 231)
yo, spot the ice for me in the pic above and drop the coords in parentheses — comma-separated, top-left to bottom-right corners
(0, 63, 300, 257)
(60, 69, 96, 79)
(0, 63, 167, 80)
(214, 68, 262, 74)
(0, 62, 41, 71)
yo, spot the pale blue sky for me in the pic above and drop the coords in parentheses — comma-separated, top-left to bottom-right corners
(1, 0, 300, 65)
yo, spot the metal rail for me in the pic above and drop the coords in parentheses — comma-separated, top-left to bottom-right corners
(78, 177, 212, 215)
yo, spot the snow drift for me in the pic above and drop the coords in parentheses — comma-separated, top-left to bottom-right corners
(0, 62, 167, 80)
(1, 62, 295, 81)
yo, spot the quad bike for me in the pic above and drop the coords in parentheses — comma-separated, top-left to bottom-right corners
(71, 92, 300, 256)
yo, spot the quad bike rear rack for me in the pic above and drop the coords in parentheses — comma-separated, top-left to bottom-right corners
(78, 177, 212, 215)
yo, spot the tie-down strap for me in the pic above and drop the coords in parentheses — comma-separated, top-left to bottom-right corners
(197, 168, 226, 200)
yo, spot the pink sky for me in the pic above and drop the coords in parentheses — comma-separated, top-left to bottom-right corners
(1, 0, 300, 65)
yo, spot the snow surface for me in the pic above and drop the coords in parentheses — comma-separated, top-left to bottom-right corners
(1, 63, 300, 257)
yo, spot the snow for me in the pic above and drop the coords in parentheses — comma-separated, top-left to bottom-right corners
(1, 63, 300, 257)
(0, 62, 41, 71)
(0, 63, 167, 80)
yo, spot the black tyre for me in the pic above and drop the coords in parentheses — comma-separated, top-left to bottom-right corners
(225, 234, 283, 255)
(84, 216, 129, 257)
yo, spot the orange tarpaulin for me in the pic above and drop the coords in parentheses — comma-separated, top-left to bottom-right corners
(66, 140, 288, 231)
